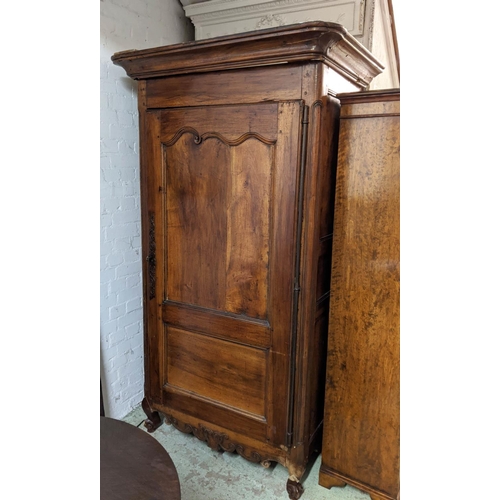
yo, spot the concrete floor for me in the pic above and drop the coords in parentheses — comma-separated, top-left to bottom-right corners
(122, 405, 371, 500)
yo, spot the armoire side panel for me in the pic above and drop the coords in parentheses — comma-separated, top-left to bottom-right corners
(319, 89, 400, 500)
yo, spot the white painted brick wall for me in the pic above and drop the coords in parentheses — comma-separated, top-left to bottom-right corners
(100, 0, 193, 419)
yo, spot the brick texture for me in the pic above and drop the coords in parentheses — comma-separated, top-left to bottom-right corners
(100, 0, 193, 419)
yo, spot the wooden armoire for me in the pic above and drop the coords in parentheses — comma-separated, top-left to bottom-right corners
(319, 89, 400, 500)
(112, 22, 383, 499)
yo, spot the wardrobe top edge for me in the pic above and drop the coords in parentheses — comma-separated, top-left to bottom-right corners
(112, 22, 346, 58)
(338, 88, 401, 103)
(110, 21, 384, 86)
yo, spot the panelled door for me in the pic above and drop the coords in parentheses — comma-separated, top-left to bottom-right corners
(144, 101, 303, 446)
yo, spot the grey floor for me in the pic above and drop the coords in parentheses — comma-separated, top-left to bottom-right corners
(122, 405, 371, 500)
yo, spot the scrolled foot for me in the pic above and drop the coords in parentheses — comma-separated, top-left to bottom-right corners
(286, 477, 304, 500)
(141, 397, 162, 432)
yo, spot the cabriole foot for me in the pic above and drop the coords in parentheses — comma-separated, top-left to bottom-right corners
(286, 477, 304, 500)
(141, 397, 162, 432)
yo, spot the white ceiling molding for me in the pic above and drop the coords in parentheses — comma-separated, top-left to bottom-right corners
(182, 0, 399, 89)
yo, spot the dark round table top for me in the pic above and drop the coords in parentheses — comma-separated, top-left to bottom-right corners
(100, 416, 181, 500)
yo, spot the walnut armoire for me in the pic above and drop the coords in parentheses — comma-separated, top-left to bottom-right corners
(112, 22, 383, 499)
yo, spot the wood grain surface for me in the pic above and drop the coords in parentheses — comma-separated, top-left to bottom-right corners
(166, 327, 267, 416)
(156, 100, 302, 450)
(319, 89, 400, 500)
(162, 105, 275, 319)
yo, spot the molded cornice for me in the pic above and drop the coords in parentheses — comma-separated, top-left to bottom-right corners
(111, 21, 383, 88)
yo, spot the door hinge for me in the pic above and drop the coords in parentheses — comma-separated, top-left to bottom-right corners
(286, 104, 309, 448)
